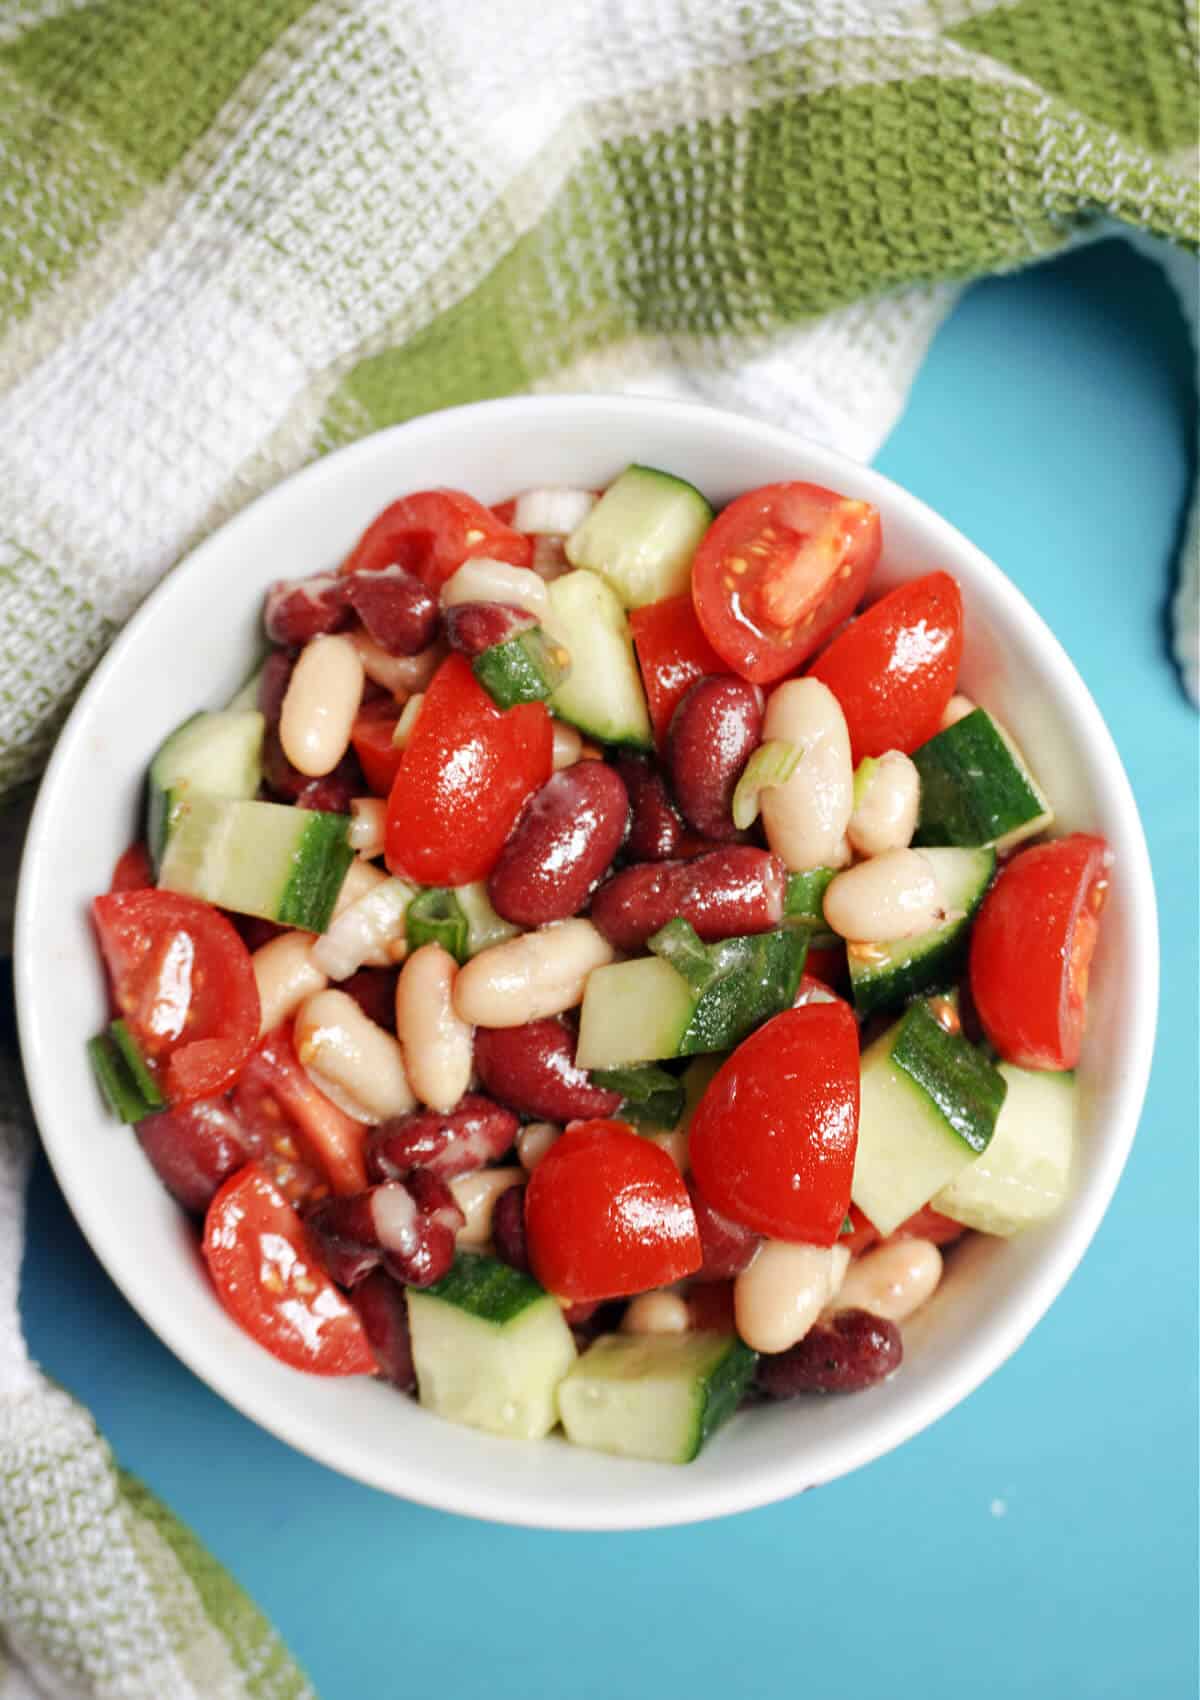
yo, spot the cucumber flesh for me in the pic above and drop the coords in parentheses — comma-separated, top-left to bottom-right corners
(852, 1000, 1008, 1235)
(558, 1331, 756, 1463)
(913, 709, 1053, 852)
(576, 957, 696, 1069)
(407, 1254, 576, 1440)
(157, 794, 354, 932)
(565, 465, 713, 609)
(848, 846, 995, 1016)
(933, 1065, 1076, 1234)
(546, 570, 653, 748)
(146, 709, 264, 870)
(473, 626, 569, 709)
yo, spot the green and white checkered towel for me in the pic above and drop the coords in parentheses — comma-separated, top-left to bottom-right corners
(0, 3, 1196, 1695)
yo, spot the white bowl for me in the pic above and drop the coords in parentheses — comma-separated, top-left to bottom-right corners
(16, 396, 1157, 1530)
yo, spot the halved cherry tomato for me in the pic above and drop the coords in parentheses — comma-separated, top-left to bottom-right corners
(351, 699, 405, 796)
(969, 833, 1111, 1070)
(92, 891, 259, 1104)
(524, 1120, 702, 1303)
(692, 483, 881, 685)
(234, 1026, 368, 1197)
(340, 489, 532, 589)
(689, 1003, 860, 1245)
(629, 593, 727, 746)
(793, 970, 850, 1009)
(385, 653, 553, 886)
(807, 571, 963, 761)
(109, 842, 154, 893)
(841, 1201, 966, 1257)
(490, 498, 518, 526)
(840, 1204, 880, 1257)
(203, 1164, 374, 1375)
(799, 945, 848, 991)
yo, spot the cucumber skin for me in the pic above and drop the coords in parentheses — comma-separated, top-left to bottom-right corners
(689, 1337, 758, 1461)
(678, 927, 808, 1055)
(848, 847, 995, 1017)
(472, 628, 566, 709)
(276, 813, 356, 932)
(891, 1001, 1007, 1156)
(421, 1253, 550, 1326)
(912, 710, 1047, 847)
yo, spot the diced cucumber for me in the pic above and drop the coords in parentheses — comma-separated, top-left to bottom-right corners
(565, 465, 714, 609)
(407, 1254, 576, 1440)
(454, 880, 520, 955)
(848, 846, 995, 1016)
(913, 709, 1053, 853)
(473, 626, 570, 709)
(225, 661, 266, 713)
(558, 1332, 756, 1464)
(546, 570, 653, 748)
(784, 866, 839, 948)
(576, 957, 696, 1068)
(157, 794, 354, 932)
(852, 1000, 1008, 1235)
(933, 1065, 1077, 1234)
(146, 709, 264, 870)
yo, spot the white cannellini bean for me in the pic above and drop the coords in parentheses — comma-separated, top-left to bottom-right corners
(622, 1291, 691, 1335)
(449, 1166, 524, 1247)
(939, 692, 977, 730)
(347, 797, 387, 858)
(833, 1238, 943, 1323)
(252, 931, 328, 1037)
(313, 874, 412, 978)
(332, 857, 388, 916)
(394, 944, 474, 1113)
(279, 634, 364, 777)
(350, 631, 446, 696)
(441, 558, 550, 619)
(391, 692, 424, 750)
(293, 989, 415, 1122)
(517, 1122, 561, 1171)
(759, 679, 854, 872)
(734, 1240, 848, 1354)
(551, 721, 583, 770)
(823, 848, 947, 943)
(847, 750, 921, 857)
(453, 919, 614, 1028)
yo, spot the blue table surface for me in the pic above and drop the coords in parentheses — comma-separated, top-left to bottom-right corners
(20, 238, 1199, 1700)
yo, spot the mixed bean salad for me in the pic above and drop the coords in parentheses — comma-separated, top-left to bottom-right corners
(87, 468, 1111, 1464)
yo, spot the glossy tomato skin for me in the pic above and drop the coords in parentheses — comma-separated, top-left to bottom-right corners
(203, 1164, 374, 1375)
(109, 842, 154, 892)
(524, 1120, 702, 1303)
(351, 699, 405, 796)
(92, 890, 259, 1104)
(969, 833, 1110, 1070)
(692, 483, 881, 685)
(807, 571, 963, 761)
(689, 1003, 860, 1245)
(630, 593, 727, 746)
(385, 653, 553, 886)
(341, 489, 532, 589)
(235, 1026, 368, 1197)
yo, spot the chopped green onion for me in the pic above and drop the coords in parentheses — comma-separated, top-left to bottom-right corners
(405, 887, 470, 962)
(839, 1213, 855, 1236)
(87, 1031, 161, 1124)
(109, 1019, 164, 1111)
(590, 1064, 685, 1132)
(731, 740, 800, 829)
(455, 882, 520, 956)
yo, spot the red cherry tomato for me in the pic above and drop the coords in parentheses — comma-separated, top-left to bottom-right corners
(385, 653, 553, 886)
(969, 833, 1111, 1070)
(524, 1121, 702, 1303)
(692, 483, 881, 685)
(109, 842, 154, 892)
(840, 1203, 880, 1257)
(629, 593, 727, 746)
(203, 1164, 374, 1375)
(92, 890, 259, 1104)
(689, 1003, 860, 1245)
(807, 571, 963, 761)
(234, 1026, 368, 1197)
(841, 1201, 966, 1257)
(490, 498, 518, 526)
(341, 489, 532, 590)
(350, 699, 405, 796)
(795, 952, 849, 997)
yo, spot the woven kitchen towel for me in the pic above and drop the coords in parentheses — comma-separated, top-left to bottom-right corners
(0, 2, 1196, 1695)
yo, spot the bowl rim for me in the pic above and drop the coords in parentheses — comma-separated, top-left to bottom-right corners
(15, 393, 1159, 1529)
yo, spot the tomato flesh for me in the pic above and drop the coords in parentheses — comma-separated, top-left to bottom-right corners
(203, 1164, 374, 1375)
(689, 1003, 860, 1245)
(807, 571, 963, 761)
(351, 699, 405, 796)
(524, 1121, 702, 1303)
(341, 488, 532, 589)
(692, 483, 881, 685)
(630, 593, 727, 746)
(385, 653, 553, 886)
(969, 833, 1110, 1070)
(234, 1026, 368, 1197)
(93, 890, 259, 1104)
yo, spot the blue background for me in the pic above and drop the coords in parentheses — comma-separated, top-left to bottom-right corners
(20, 239, 1199, 1699)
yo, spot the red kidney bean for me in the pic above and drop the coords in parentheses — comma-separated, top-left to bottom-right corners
(338, 967, 400, 1032)
(473, 1018, 622, 1122)
(613, 753, 686, 862)
(264, 574, 351, 645)
(262, 727, 363, 810)
(444, 601, 538, 657)
(686, 1280, 736, 1333)
(487, 764, 629, 926)
(755, 1308, 903, 1397)
(491, 1183, 530, 1274)
(306, 1174, 464, 1290)
(366, 1094, 520, 1183)
(344, 565, 439, 656)
(258, 647, 296, 725)
(352, 1269, 416, 1391)
(688, 1177, 761, 1280)
(136, 1099, 252, 1215)
(304, 1190, 384, 1287)
(590, 846, 786, 952)
(668, 677, 763, 840)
